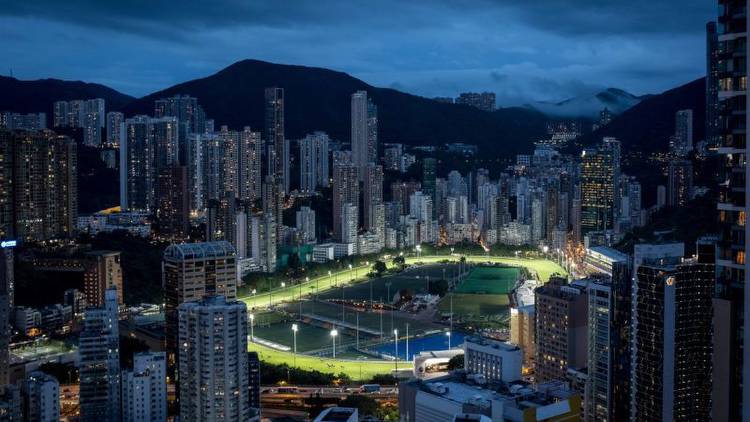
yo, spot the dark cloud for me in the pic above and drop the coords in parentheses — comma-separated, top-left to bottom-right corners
(0, 1, 713, 103)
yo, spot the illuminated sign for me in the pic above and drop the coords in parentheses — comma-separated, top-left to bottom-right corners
(0, 240, 17, 248)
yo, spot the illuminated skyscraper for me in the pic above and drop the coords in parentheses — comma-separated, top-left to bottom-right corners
(120, 116, 179, 211)
(333, 157, 359, 242)
(156, 165, 190, 237)
(265, 87, 288, 193)
(178, 296, 250, 422)
(2, 131, 77, 241)
(630, 246, 713, 421)
(580, 142, 616, 235)
(713, 1, 750, 419)
(667, 159, 693, 207)
(105, 111, 125, 147)
(299, 132, 330, 194)
(351, 91, 377, 179)
(162, 242, 237, 358)
(79, 289, 120, 422)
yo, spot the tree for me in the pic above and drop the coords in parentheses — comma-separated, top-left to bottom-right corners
(369, 374, 399, 385)
(339, 395, 379, 416)
(447, 354, 464, 370)
(428, 279, 449, 296)
(373, 260, 387, 276)
(392, 255, 406, 271)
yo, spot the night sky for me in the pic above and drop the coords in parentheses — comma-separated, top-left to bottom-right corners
(1, 0, 713, 104)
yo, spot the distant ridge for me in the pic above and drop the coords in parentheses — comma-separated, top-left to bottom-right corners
(0, 76, 134, 122)
(122, 59, 549, 157)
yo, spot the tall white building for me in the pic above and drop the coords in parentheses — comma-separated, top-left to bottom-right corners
(350, 91, 377, 179)
(295, 206, 316, 244)
(122, 352, 167, 422)
(21, 371, 59, 422)
(341, 203, 359, 245)
(79, 288, 120, 422)
(178, 296, 250, 422)
(299, 132, 330, 194)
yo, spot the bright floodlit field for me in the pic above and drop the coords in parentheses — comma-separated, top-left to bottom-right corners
(248, 342, 406, 381)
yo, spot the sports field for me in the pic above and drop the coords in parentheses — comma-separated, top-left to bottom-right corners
(438, 293, 510, 317)
(253, 321, 356, 352)
(317, 264, 457, 303)
(238, 254, 565, 310)
(454, 266, 519, 294)
(287, 300, 441, 339)
(248, 342, 407, 380)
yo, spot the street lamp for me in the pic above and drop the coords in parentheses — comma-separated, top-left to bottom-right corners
(291, 324, 298, 366)
(331, 328, 339, 358)
(249, 314, 256, 340)
(416, 244, 422, 257)
(446, 331, 452, 349)
(348, 263, 353, 281)
(251, 289, 257, 309)
(393, 329, 399, 370)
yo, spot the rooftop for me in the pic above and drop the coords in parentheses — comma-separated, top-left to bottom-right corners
(164, 241, 236, 260)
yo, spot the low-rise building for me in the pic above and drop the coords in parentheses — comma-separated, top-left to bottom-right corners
(463, 337, 522, 383)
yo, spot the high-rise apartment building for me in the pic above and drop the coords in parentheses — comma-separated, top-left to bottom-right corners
(333, 158, 359, 242)
(706, 21, 720, 148)
(122, 352, 167, 422)
(673, 109, 694, 156)
(299, 132, 330, 194)
(262, 176, 285, 240)
(667, 159, 693, 207)
(265, 87, 288, 193)
(295, 206, 316, 244)
(0, 244, 11, 390)
(178, 296, 250, 422)
(20, 371, 60, 422)
(105, 111, 125, 147)
(534, 277, 588, 383)
(163, 241, 237, 356)
(350, 91, 377, 179)
(83, 250, 124, 307)
(156, 165, 190, 237)
(120, 116, 179, 211)
(630, 247, 713, 421)
(0, 112, 47, 131)
(52, 99, 104, 146)
(363, 164, 384, 233)
(714, 3, 749, 419)
(0, 130, 77, 242)
(79, 288, 120, 422)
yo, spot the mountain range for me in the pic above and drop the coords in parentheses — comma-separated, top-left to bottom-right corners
(527, 88, 646, 119)
(0, 59, 705, 161)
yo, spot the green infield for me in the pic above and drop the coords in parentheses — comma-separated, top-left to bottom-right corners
(455, 266, 519, 294)
(438, 293, 510, 317)
(286, 300, 440, 339)
(248, 342, 406, 380)
(252, 320, 356, 352)
(239, 254, 566, 309)
(317, 264, 457, 303)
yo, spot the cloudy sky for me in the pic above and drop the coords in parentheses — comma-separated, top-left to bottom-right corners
(1, 0, 713, 105)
